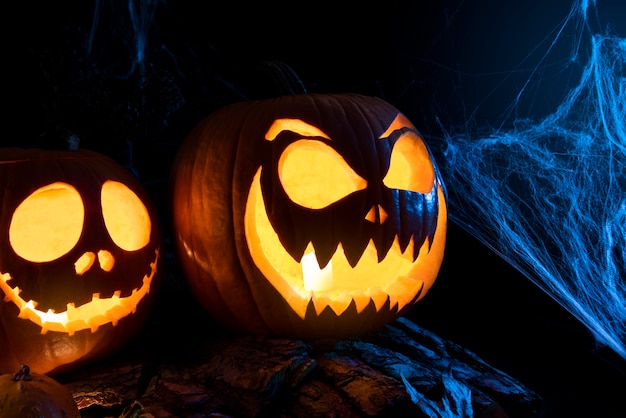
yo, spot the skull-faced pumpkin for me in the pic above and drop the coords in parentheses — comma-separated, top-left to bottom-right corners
(0, 148, 161, 375)
(170, 94, 446, 339)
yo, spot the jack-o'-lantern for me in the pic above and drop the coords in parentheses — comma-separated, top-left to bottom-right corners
(0, 148, 161, 375)
(170, 94, 446, 340)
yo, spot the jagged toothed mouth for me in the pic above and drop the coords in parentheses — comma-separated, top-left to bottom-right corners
(245, 169, 428, 320)
(297, 238, 426, 315)
(0, 248, 159, 335)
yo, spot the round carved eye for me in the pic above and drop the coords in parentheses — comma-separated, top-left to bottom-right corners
(383, 131, 435, 194)
(10, 182, 84, 262)
(101, 180, 151, 251)
(278, 139, 367, 209)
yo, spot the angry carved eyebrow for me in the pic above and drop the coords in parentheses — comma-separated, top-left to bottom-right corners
(264, 119, 331, 141)
(379, 113, 417, 139)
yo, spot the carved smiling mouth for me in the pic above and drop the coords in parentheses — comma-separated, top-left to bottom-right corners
(245, 170, 433, 320)
(0, 248, 159, 335)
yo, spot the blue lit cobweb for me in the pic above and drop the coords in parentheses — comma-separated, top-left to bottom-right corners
(82, 0, 625, 359)
(439, 0, 626, 359)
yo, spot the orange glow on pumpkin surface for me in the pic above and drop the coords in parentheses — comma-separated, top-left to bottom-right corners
(0, 253, 158, 335)
(0, 147, 162, 375)
(1, 180, 157, 335)
(9, 182, 84, 263)
(170, 94, 447, 339)
(246, 117, 446, 318)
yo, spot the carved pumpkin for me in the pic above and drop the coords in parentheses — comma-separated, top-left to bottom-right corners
(0, 148, 161, 375)
(170, 93, 447, 339)
(0, 365, 80, 418)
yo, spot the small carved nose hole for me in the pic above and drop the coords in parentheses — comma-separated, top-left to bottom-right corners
(75, 252, 96, 275)
(365, 205, 388, 224)
(97, 250, 115, 272)
(75, 250, 115, 274)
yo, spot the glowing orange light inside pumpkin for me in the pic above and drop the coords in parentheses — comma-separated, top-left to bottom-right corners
(383, 132, 435, 194)
(1, 179, 157, 336)
(9, 182, 84, 263)
(0, 251, 158, 335)
(244, 117, 447, 319)
(279, 140, 367, 209)
(101, 180, 151, 251)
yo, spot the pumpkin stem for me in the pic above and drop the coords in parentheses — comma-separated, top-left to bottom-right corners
(12, 365, 34, 381)
(257, 61, 308, 96)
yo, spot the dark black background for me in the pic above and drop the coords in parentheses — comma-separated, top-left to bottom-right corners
(3, 1, 625, 417)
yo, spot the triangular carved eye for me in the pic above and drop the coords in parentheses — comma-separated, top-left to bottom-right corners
(101, 180, 151, 251)
(10, 182, 84, 262)
(383, 131, 435, 194)
(278, 139, 367, 209)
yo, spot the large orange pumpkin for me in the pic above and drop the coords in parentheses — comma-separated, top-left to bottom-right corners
(0, 148, 162, 375)
(170, 93, 447, 340)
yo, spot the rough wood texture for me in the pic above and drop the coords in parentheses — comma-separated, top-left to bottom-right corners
(58, 316, 542, 418)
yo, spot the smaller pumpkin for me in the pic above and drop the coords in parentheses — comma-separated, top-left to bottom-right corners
(0, 147, 162, 375)
(0, 364, 80, 418)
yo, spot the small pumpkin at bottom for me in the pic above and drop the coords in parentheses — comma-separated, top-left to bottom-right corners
(170, 93, 447, 340)
(0, 364, 80, 418)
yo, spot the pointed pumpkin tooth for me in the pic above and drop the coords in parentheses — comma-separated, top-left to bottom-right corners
(312, 293, 330, 316)
(387, 297, 399, 312)
(385, 276, 423, 309)
(352, 293, 373, 314)
(343, 238, 369, 267)
(302, 252, 333, 292)
(376, 236, 395, 262)
(312, 292, 353, 317)
(364, 287, 390, 311)
(309, 291, 320, 315)
(313, 243, 334, 270)
(327, 292, 353, 316)
(384, 275, 422, 295)
(402, 236, 417, 262)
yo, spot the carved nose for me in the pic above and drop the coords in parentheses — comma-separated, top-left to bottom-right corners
(74, 250, 115, 275)
(365, 204, 388, 224)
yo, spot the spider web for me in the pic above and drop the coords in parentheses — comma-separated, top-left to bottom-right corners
(436, 0, 626, 359)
